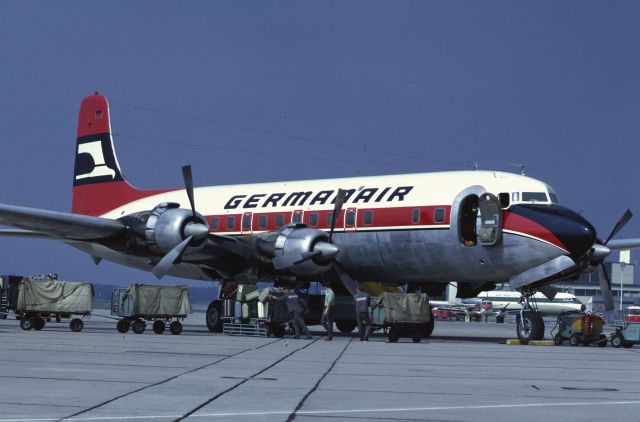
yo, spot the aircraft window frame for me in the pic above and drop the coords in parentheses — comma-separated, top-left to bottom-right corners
(226, 216, 236, 230)
(434, 208, 445, 223)
(327, 212, 334, 227)
(292, 212, 302, 224)
(258, 214, 268, 229)
(511, 192, 520, 202)
(309, 212, 319, 227)
(549, 192, 559, 204)
(363, 210, 373, 225)
(411, 209, 420, 224)
(275, 214, 284, 228)
(345, 210, 356, 226)
(242, 214, 252, 230)
(210, 217, 219, 230)
(522, 192, 548, 203)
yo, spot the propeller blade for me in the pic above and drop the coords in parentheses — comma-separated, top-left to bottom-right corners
(181, 165, 197, 220)
(152, 235, 193, 279)
(604, 209, 633, 245)
(597, 262, 615, 312)
(328, 189, 346, 242)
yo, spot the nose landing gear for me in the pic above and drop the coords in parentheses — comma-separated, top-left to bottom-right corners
(516, 291, 545, 345)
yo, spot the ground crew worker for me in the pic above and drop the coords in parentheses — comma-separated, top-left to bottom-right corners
(272, 287, 311, 339)
(321, 282, 335, 340)
(354, 285, 371, 341)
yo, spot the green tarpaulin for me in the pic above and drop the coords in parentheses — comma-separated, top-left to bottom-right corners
(125, 284, 192, 316)
(17, 280, 93, 313)
(380, 292, 431, 323)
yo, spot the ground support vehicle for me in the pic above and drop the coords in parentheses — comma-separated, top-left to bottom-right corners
(1, 275, 92, 332)
(371, 293, 433, 343)
(221, 286, 290, 337)
(111, 284, 191, 335)
(552, 311, 606, 347)
(608, 313, 640, 349)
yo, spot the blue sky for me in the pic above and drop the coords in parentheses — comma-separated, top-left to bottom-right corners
(1, 1, 639, 286)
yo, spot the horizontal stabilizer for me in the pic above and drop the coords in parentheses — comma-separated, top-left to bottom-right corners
(0, 203, 126, 240)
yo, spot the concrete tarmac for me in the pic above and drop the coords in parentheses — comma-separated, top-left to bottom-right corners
(1, 312, 639, 422)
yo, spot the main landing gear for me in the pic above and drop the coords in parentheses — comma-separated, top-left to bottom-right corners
(516, 292, 545, 345)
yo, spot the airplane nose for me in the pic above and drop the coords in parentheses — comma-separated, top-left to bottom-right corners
(508, 205, 596, 260)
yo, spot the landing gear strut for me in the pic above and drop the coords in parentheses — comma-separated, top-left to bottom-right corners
(516, 291, 545, 344)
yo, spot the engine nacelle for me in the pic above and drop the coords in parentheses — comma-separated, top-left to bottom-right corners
(273, 225, 336, 277)
(144, 202, 208, 257)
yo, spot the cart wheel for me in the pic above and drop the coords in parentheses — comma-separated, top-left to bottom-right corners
(598, 334, 607, 348)
(412, 330, 422, 343)
(554, 333, 564, 346)
(70, 318, 84, 332)
(169, 321, 182, 335)
(0, 310, 7, 320)
(132, 319, 145, 334)
(33, 317, 45, 331)
(623, 341, 633, 349)
(611, 333, 623, 348)
(336, 320, 357, 334)
(20, 317, 33, 330)
(116, 318, 130, 333)
(153, 320, 166, 334)
(270, 325, 285, 338)
(422, 319, 434, 338)
(388, 327, 399, 343)
(569, 333, 580, 346)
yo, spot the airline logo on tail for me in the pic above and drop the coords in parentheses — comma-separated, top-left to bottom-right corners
(73, 135, 124, 186)
(75, 140, 116, 180)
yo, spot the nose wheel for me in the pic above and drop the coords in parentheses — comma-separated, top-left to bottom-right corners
(516, 292, 545, 344)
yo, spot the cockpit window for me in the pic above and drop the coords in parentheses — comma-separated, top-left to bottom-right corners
(522, 192, 548, 202)
(549, 192, 558, 204)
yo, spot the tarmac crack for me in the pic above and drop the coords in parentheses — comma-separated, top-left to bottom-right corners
(173, 338, 319, 421)
(286, 336, 354, 421)
(56, 338, 282, 422)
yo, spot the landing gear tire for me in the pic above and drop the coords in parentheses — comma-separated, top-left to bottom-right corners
(169, 321, 183, 335)
(20, 317, 33, 330)
(33, 317, 45, 331)
(516, 310, 544, 345)
(569, 333, 581, 347)
(206, 300, 223, 333)
(554, 333, 564, 346)
(598, 334, 607, 348)
(69, 318, 84, 332)
(336, 320, 357, 334)
(132, 319, 145, 334)
(153, 320, 166, 334)
(611, 333, 623, 348)
(117, 318, 130, 333)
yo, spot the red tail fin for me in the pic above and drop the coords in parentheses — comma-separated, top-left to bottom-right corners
(72, 93, 169, 216)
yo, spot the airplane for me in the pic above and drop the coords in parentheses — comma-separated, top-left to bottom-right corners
(0, 92, 637, 343)
(476, 290, 585, 317)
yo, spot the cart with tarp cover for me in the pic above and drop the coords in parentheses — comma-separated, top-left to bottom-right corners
(111, 283, 192, 335)
(371, 292, 433, 343)
(5, 277, 93, 332)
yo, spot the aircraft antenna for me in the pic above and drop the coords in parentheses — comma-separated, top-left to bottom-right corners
(509, 163, 526, 175)
(468, 161, 478, 171)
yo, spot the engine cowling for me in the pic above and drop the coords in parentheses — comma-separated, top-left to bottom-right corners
(272, 225, 339, 277)
(144, 202, 208, 257)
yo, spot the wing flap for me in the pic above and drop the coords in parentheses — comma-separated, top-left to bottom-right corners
(0, 203, 126, 240)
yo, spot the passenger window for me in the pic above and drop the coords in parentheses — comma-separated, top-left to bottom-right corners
(258, 215, 267, 229)
(363, 210, 373, 225)
(411, 209, 420, 224)
(498, 193, 510, 209)
(434, 208, 445, 223)
(276, 214, 284, 228)
(292, 212, 302, 223)
(242, 214, 251, 230)
(210, 217, 219, 230)
(226, 216, 236, 230)
(327, 212, 334, 227)
(309, 212, 319, 227)
(346, 210, 356, 226)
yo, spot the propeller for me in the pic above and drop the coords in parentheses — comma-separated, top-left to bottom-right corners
(592, 209, 633, 312)
(152, 165, 210, 279)
(328, 189, 346, 243)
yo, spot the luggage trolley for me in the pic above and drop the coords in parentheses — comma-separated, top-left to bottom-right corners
(221, 286, 290, 337)
(607, 312, 640, 349)
(1, 275, 92, 332)
(371, 293, 434, 343)
(111, 284, 192, 335)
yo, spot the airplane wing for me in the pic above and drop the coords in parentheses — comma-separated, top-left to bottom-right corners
(0, 203, 126, 241)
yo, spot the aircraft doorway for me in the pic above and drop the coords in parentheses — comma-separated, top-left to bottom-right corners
(458, 193, 503, 246)
(459, 195, 479, 246)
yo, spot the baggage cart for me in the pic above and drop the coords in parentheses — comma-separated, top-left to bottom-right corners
(221, 287, 290, 337)
(371, 293, 433, 343)
(2, 276, 93, 332)
(607, 312, 640, 348)
(111, 284, 192, 335)
(552, 311, 607, 347)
